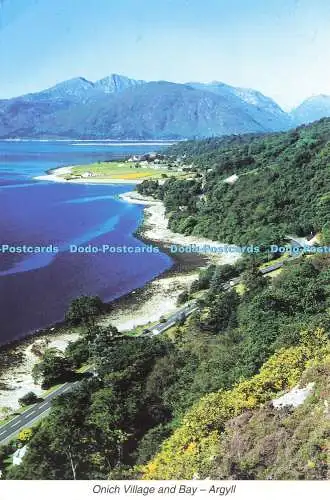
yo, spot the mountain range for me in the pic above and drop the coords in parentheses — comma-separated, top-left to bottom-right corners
(0, 74, 329, 139)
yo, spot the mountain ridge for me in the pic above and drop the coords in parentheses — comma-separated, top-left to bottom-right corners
(1, 74, 330, 139)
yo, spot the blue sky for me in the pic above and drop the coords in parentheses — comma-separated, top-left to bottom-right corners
(1, 0, 330, 109)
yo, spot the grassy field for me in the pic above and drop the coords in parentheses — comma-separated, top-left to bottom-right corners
(67, 161, 182, 181)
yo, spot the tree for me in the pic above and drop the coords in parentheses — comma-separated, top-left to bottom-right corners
(242, 262, 267, 295)
(65, 296, 104, 329)
(320, 222, 330, 244)
(197, 290, 240, 333)
(210, 264, 239, 291)
(44, 391, 93, 479)
(177, 290, 189, 306)
(32, 348, 74, 389)
(90, 325, 120, 373)
(18, 392, 39, 407)
(88, 388, 129, 469)
(136, 424, 171, 465)
(65, 339, 90, 368)
(190, 265, 217, 293)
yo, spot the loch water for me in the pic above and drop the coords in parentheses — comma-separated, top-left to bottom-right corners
(0, 140, 172, 345)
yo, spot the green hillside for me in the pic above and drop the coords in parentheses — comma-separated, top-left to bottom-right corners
(138, 119, 330, 245)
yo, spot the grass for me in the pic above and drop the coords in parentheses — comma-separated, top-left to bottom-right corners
(266, 268, 284, 278)
(67, 161, 182, 181)
(125, 319, 161, 337)
(41, 383, 63, 398)
(164, 325, 181, 340)
(76, 364, 90, 373)
(259, 253, 290, 270)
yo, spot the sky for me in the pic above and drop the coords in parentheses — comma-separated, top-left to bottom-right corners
(1, 0, 330, 109)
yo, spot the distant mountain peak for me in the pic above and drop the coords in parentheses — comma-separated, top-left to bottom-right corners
(20, 77, 97, 103)
(94, 74, 145, 93)
(305, 94, 330, 102)
(292, 94, 330, 125)
(186, 80, 291, 129)
(65, 76, 92, 83)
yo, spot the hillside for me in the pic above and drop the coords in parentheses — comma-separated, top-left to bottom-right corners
(0, 75, 293, 139)
(137, 119, 330, 245)
(143, 327, 330, 480)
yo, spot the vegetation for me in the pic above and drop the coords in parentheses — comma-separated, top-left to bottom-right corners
(143, 329, 329, 479)
(18, 392, 39, 407)
(67, 161, 182, 182)
(7, 252, 329, 479)
(65, 295, 104, 328)
(18, 428, 34, 444)
(4, 120, 329, 480)
(137, 119, 330, 245)
(32, 348, 75, 389)
(208, 357, 330, 480)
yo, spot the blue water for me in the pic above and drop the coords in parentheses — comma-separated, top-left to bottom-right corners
(0, 141, 173, 345)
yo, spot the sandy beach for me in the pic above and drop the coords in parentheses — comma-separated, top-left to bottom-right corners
(35, 166, 73, 183)
(121, 190, 241, 266)
(0, 332, 80, 416)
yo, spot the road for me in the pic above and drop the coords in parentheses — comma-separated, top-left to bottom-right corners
(0, 380, 81, 445)
(148, 301, 198, 336)
(0, 251, 300, 444)
(149, 255, 294, 337)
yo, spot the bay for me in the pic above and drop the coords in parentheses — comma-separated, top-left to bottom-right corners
(0, 140, 173, 345)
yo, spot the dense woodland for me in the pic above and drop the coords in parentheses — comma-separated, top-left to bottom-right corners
(138, 119, 330, 245)
(2, 120, 329, 480)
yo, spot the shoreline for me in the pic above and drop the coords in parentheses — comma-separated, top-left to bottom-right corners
(0, 193, 205, 412)
(0, 174, 240, 413)
(121, 190, 242, 266)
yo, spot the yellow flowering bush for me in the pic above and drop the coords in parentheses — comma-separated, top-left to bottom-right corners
(143, 329, 329, 479)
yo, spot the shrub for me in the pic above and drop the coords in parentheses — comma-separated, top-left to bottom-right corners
(18, 428, 33, 444)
